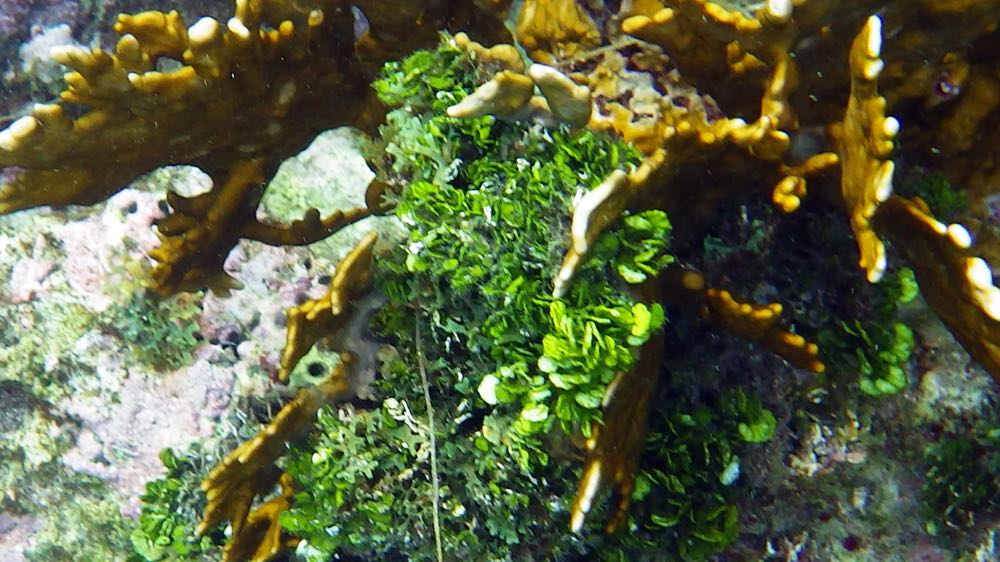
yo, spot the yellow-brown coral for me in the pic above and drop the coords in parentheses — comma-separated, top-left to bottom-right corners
(198, 356, 353, 551)
(279, 231, 379, 382)
(516, 0, 601, 63)
(874, 196, 1000, 383)
(0, 0, 511, 296)
(620, 0, 798, 121)
(198, 230, 379, 556)
(3, 0, 1000, 553)
(667, 267, 825, 373)
(446, 70, 536, 120)
(553, 150, 668, 297)
(223, 473, 300, 562)
(571, 320, 664, 534)
(830, 15, 898, 283)
(0, 1, 382, 295)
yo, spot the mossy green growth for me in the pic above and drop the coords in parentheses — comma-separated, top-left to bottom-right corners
(921, 426, 1000, 535)
(280, 35, 690, 559)
(131, 446, 225, 561)
(606, 389, 776, 561)
(0, 294, 94, 400)
(897, 172, 967, 221)
(281, 403, 441, 559)
(819, 267, 918, 396)
(283, 390, 589, 560)
(375, 41, 667, 470)
(103, 289, 202, 372)
(1, 458, 134, 562)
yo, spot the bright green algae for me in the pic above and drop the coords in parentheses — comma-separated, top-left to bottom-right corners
(275, 35, 777, 561)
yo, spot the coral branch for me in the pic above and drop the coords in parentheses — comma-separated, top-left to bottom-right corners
(198, 357, 353, 551)
(874, 196, 1000, 382)
(668, 267, 825, 373)
(830, 16, 898, 283)
(149, 159, 266, 296)
(571, 323, 664, 534)
(223, 473, 299, 562)
(278, 231, 378, 382)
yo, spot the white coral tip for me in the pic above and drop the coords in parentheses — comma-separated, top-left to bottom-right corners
(883, 116, 899, 138)
(865, 16, 882, 58)
(570, 461, 602, 533)
(966, 258, 1000, 320)
(767, 0, 792, 21)
(947, 223, 972, 248)
(189, 17, 221, 45)
(967, 258, 995, 290)
(227, 17, 250, 39)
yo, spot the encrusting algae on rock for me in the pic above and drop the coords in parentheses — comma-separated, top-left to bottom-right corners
(2, 0, 1000, 559)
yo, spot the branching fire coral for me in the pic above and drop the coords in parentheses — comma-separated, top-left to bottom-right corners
(0, 0, 507, 296)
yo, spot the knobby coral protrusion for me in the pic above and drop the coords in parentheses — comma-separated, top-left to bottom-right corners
(445, 58, 592, 127)
(831, 15, 898, 283)
(279, 231, 379, 382)
(527, 63, 593, 127)
(874, 196, 1000, 383)
(669, 267, 825, 373)
(446, 69, 536, 120)
(772, 152, 840, 213)
(515, 0, 600, 63)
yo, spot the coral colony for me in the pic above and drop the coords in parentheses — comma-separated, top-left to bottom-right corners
(1, 0, 1000, 560)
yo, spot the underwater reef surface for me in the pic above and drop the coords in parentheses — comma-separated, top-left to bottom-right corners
(0, 1, 999, 561)
(0, 126, 996, 561)
(0, 127, 386, 560)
